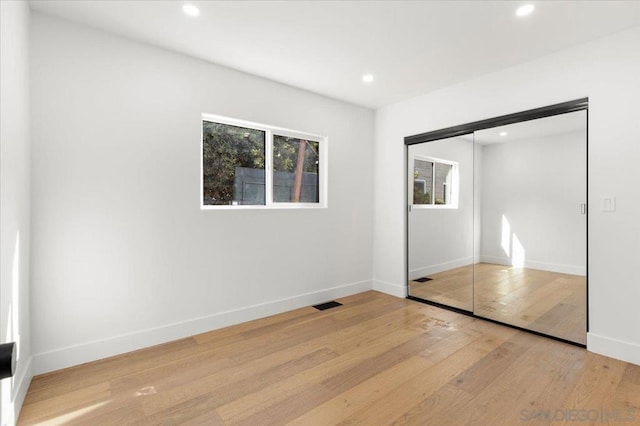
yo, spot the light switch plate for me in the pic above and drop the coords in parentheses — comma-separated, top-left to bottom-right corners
(602, 196, 616, 212)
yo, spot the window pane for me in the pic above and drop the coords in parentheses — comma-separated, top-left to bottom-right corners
(273, 135, 319, 203)
(434, 162, 453, 205)
(413, 159, 433, 204)
(202, 121, 265, 205)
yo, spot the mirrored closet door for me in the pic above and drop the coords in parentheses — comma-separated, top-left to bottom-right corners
(406, 99, 588, 345)
(407, 135, 474, 312)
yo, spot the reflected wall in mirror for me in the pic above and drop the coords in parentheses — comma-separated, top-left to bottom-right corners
(473, 110, 587, 344)
(408, 135, 474, 311)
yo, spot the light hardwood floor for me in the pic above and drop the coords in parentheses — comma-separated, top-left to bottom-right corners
(410, 263, 586, 344)
(19, 291, 637, 425)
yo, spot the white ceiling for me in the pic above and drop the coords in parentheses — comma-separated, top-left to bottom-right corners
(29, 0, 640, 109)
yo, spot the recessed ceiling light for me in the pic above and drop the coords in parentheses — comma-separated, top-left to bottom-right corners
(499, 131, 508, 137)
(182, 4, 200, 17)
(362, 74, 374, 83)
(516, 4, 535, 17)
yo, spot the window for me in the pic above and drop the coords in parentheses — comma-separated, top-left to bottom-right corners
(412, 155, 458, 208)
(201, 114, 327, 209)
(273, 135, 320, 203)
(202, 122, 266, 206)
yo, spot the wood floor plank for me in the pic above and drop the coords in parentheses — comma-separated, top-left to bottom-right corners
(18, 382, 111, 425)
(335, 334, 506, 425)
(558, 351, 628, 421)
(389, 383, 475, 425)
(287, 356, 434, 425)
(24, 337, 200, 404)
(441, 336, 563, 425)
(215, 326, 424, 423)
(451, 331, 534, 395)
(120, 302, 425, 417)
(419, 328, 482, 364)
(18, 290, 638, 425)
(177, 410, 227, 426)
(139, 347, 338, 418)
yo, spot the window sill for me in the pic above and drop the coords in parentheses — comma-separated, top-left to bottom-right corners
(200, 204, 327, 210)
(411, 204, 459, 210)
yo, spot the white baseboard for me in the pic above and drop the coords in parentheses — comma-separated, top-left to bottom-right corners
(14, 356, 32, 420)
(587, 333, 640, 366)
(2, 356, 32, 426)
(409, 257, 473, 280)
(32, 280, 372, 375)
(479, 255, 586, 276)
(372, 279, 406, 298)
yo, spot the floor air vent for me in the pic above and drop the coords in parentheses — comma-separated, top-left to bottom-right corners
(414, 277, 433, 283)
(313, 301, 343, 311)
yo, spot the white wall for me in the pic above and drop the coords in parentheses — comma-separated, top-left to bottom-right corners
(479, 129, 587, 275)
(408, 136, 474, 279)
(373, 26, 640, 365)
(30, 13, 374, 374)
(0, 0, 33, 423)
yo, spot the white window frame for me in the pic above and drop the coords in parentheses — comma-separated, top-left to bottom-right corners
(201, 113, 328, 210)
(411, 154, 459, 209)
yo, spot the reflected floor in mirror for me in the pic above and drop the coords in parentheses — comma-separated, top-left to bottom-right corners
(410, 263, 586, 345)
(409, 265, 473, 312)
(474, 263, 586, 345)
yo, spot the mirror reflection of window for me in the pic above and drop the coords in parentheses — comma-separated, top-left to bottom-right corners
(434, 163, 453, 205)
(413, 159, 433, 204)
(412, 156, 457, 207)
